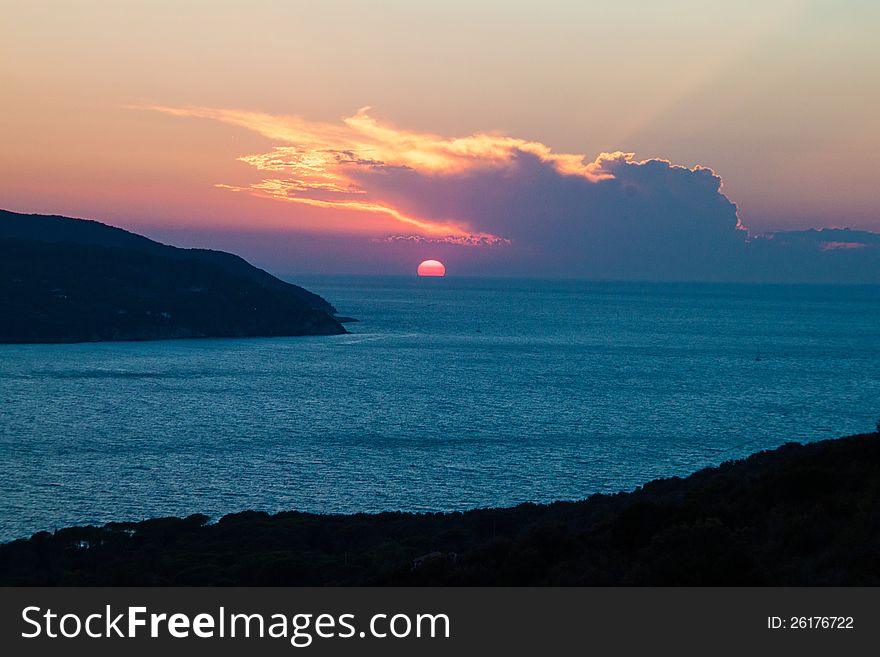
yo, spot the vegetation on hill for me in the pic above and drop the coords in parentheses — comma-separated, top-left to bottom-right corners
(2, 432, 878, 585)
(0, 209, 345, 342)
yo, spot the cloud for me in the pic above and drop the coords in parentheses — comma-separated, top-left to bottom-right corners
(337, 143, 748, 278)
(146, 104, 614, 245)
(148, 105, 880, 281)
(377, 234, 510, 247)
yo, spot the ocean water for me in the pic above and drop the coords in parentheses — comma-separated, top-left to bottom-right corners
(1, 277, 878, 541)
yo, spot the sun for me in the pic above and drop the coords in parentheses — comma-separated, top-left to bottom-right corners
(417, 259, 446, 277)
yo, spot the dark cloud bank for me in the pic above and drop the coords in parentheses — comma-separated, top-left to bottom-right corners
(154, 150, 880, 283)
(347, 151, 880, 283)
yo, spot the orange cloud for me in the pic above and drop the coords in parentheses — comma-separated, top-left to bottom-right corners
(218, 178, 488, 238)
(145, 105, 628, 244)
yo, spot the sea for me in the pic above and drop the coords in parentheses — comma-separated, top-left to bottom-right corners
(1, 277, 878, 541)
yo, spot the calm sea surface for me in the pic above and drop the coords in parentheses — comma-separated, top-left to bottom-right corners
(1, 277, 878, 541)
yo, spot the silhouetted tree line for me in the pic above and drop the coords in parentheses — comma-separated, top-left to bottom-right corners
(1, 432, 879, 585)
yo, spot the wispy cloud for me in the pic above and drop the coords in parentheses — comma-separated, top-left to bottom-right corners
(144, 104, 880, 282)
(144, 105, 627, 244)
(145, 104, 880, 283)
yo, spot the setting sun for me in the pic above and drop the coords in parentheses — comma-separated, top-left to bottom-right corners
(417, 259, 446, 277)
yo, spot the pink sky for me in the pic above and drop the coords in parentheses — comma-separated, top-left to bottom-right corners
(1, 1, 878, 276)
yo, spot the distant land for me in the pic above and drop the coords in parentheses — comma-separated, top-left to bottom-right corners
(0, 209, 346, 342)
(2, 431, 878, 585)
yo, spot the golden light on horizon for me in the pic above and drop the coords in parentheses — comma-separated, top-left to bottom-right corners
(417, 259, 446, 277)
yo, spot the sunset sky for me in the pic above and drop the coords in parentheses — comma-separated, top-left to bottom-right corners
(2, 0, 878, 277)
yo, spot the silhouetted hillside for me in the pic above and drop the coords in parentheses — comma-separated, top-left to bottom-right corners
(0, 209, 345, 342)
(2, 432, 878, 585)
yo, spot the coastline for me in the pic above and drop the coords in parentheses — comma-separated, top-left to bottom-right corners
(2, 431, 878, 586)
